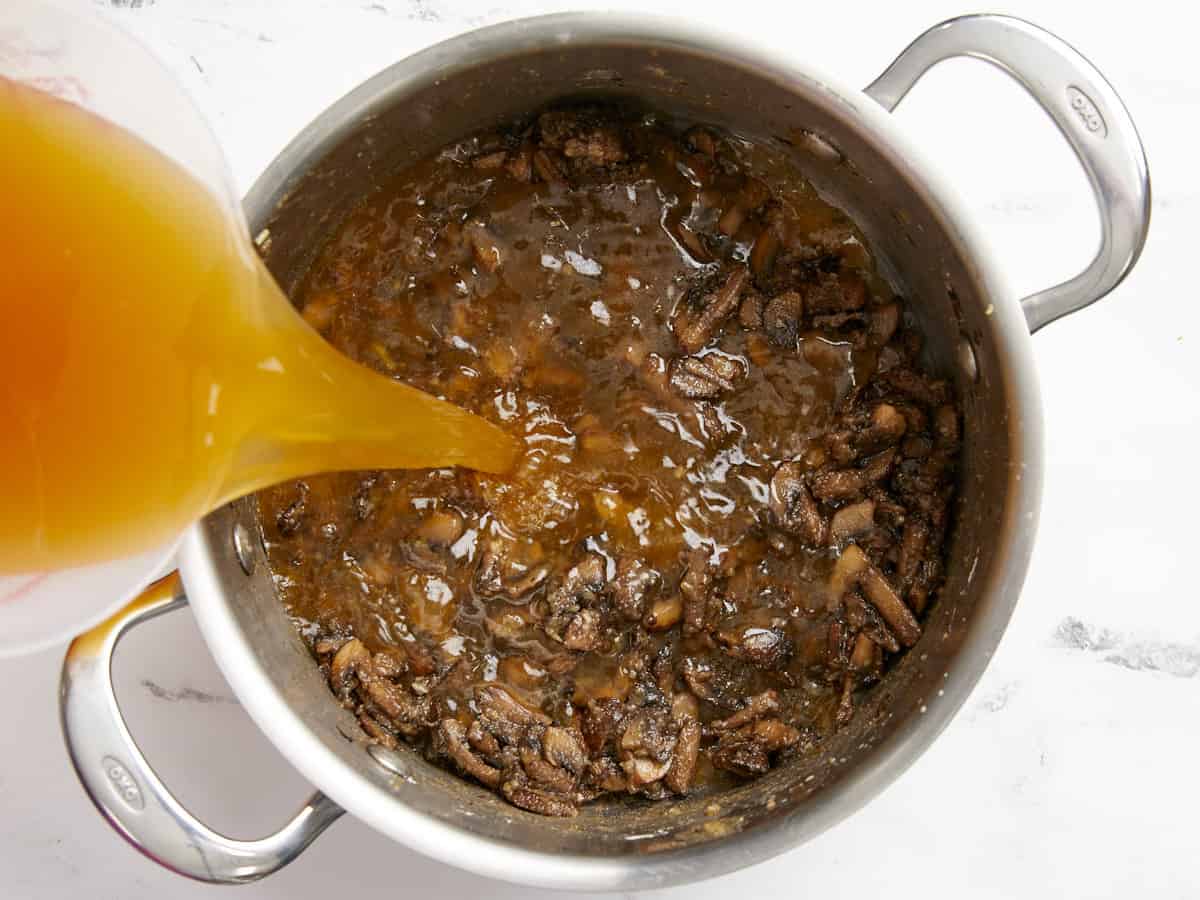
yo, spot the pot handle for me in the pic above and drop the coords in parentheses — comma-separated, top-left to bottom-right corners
(59, 572, 343, 884)
(864, 14, 1151, 332)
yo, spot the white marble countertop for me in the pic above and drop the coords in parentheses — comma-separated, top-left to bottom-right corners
(4, 0, 1197, 896)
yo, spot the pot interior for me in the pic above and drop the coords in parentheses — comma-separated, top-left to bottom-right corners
(200, 24, 1022, 860)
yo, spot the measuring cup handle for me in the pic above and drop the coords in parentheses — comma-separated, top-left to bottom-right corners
(59, 573, 343, 884)
(865, 14, 1151, 332)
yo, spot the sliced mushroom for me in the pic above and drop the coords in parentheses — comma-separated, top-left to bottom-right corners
(739, 291, 764, 330)
(502, 779, 578, 817)
(763, 290, 804, 347)
(882, 366, 951, 407)
(828, 499, 877, 545)
(440, 718, 502, 788)
(804, 273, 867, 314)
(849, 632, 881, 672)
(542, 726, 588, 774)
(477, 684, 550, 727)
(710, 736, 770, 777)
(770, 461, 826, 545)
(611, 557, 662, 621)
(711, 689, 780, 731)
(665, 717, 701, 794)
(329, 638, 371, 702)
(622, 755, 673, 788)
(545, 552, 608, 642)
(520, 746, 577, 792)
(668, 354, 746, 399)
(672, 266, 750, 353)
(811, 449, 896, 504)
(833, 545, 921, 647)
(471, 150, 508, 170)
(855, 403, 908, 454)
(679, 550, 712, 634)
(586, 756, 629, 792)
(898, 517, 931, 586)
(743, 717, 801, 751)
(749, 224, 780, 279)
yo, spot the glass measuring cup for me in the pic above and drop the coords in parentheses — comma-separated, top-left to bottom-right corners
(0, 1, 516, 655)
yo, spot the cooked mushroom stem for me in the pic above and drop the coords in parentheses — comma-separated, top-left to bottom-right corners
(711, 690, 780, 731)
(834, 545, 922, 647)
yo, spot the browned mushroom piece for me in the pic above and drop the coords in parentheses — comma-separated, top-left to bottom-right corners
(762, 290, 805, 347)
(563, 129, 627, 167)
(834, 673, 856, 728)
(542, 726, 588, 773)
(618, 709, 678, 789)
(711, 736, 770, 777)
(744, 717, 801, 750)
(738, 291, 764, 330)
(504, 142, 534, 182)
(329, 638, 371, 702)
(275, 481, 308, 536)
(711, 689, 780, 731)
(856, 403, 908, 454)
(474, 534, 552, 603)
(611, 556, 662, 621)
(467, 718, 502, 759)
(665, 717, 701, 794)
(478, 684, 550, 728)
(898, 517, 931, 586)
(679, 550, 713, 635)
(934, 404, 961, 448)
(770, 461, 827, 546)
(358, 713, 400, 749)
(829, 499, 877, 545)
(532, 148, 568, 184)
(562, 607, 601, 652)
(668, 353, 746, 400)
(718, 625, 793, 670)
(749, 223, 780, 278)
(439, 718, 502, 788)
(545, 552, 608, 644)
(672, 265, 750, 353)
(472, 149, 508, 170)
(883, 366, 951, 407)
(502, 779, 578, 817)
(833, 544, 922, 647)
(804, 273, 868, 314)
(811, 449, 896, 504)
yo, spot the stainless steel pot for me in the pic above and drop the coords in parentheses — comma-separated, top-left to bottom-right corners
(59, 13, 1150, 890)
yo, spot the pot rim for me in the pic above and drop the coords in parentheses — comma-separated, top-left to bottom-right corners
(179, 10, 1043, 890)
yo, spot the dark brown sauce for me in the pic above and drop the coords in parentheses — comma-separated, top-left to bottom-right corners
(258, 106, 961, 816)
